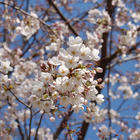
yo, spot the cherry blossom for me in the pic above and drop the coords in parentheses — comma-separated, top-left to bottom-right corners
(0, 61, 13, 73)
(0, 0, 139, 140)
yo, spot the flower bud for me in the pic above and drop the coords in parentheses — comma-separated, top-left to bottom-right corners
(97, 78, 102, 82)
(96, 67, 103, 73)
(50, 117, 55, 122)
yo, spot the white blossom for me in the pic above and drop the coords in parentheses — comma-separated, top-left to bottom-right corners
(10, 120, 18, 129)
(96, 94, 104, 105)
(71, 104, 84, 113)
(0, 61, 13, 73)
(59, 96, 70, 107)
(97, 125, 110, 139)
(58, 65, 69, 76)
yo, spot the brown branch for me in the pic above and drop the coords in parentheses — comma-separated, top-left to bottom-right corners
(24, 109, 28, 140)
(28, 106, 33, 140)
(107, 55, 140, 69)
(2, 84, 30, 108)
(128, 41, 140, 52)
(16, 119, 25, 140)
(7, 100, 25, 140)
(72, 2, 105, 26)
(32, 110, 40, 117)
(78, 0, 114, 139)
(72, 11, 88, 26)
(53, 110, 73, 140)
(77, 122, 89, 140)
(34, 112, 45, 140)
(106, 41, 140, 63)
(0, 1, 59, 37)
(47, 0, 79, 36)
(21, 33, 37, 57)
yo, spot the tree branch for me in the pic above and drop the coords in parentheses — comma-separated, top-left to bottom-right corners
(0, 1, 59, 37)
(3, 84, 30, 108)
(78, 0, 114, 139)
(47, 0, 79, 36)
(28, 106, 33, 140)
(77, 121, 89, 140)
(53, 110, 73, 140)
(16, 119, 25, 140)
(34, 112, 45, 140)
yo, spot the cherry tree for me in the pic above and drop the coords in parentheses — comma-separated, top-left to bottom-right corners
(0, 0, 139, 140)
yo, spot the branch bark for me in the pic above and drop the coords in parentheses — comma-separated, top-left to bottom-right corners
(34, 112, 45, 140)
(53, 110, 73, 140)
(16, 119, 25, 140)
(77, 0, 114, 139)
(47, 0, 79, 36)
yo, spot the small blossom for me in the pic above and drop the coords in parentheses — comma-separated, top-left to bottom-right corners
(52, 91, 59, 99)
(32, 81, 45, 97)
(79, 44, 92, 60)
(43, 100, 52, 113)
(91, 48, 100, 61)
(0, 120, 5, 130)
(40, 72, 52, 83)
(136, 112, 140, 123)
(65, 55, 79, 68)
(96, 94, 104, 105)
(87, 85, 98, 100)
(97, 125, 110, 139)
(49, 57, 61, 66)
(50, 117, 55, 122)
(0, 61, 13, 73)
(71, 104, 84, 113)
(59, 96, 70, 107)
(10, 120, 18, 129)
(68, 36, 83, 47)
(58, 65, 69, 76)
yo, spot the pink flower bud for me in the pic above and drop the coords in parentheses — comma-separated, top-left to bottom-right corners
(50, 117, 55, 122)
(96, 67, 103, 73)
(97, 78, 102, 82)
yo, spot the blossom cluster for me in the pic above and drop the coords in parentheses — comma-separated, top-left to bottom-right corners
(29, 36, 104, 114)
(0, 0, 139, 139)
(0, 35, 104, 139)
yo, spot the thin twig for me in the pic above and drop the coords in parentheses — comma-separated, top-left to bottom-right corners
(2, 84, 30, 108)
(0, 1, 59, 37)
(7, 100, 25, 140)
(32, 110, 40, 117)
(24, 108, 28, 140)
(47, 0, 79, 36)
(34, 112, 45, 140)
(53, 109, 73, 140)
(28, 106, 33, 140)
(16, 119, 25, 140)
(107, 55, 140, 69)
(118, 116, 137, 120)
